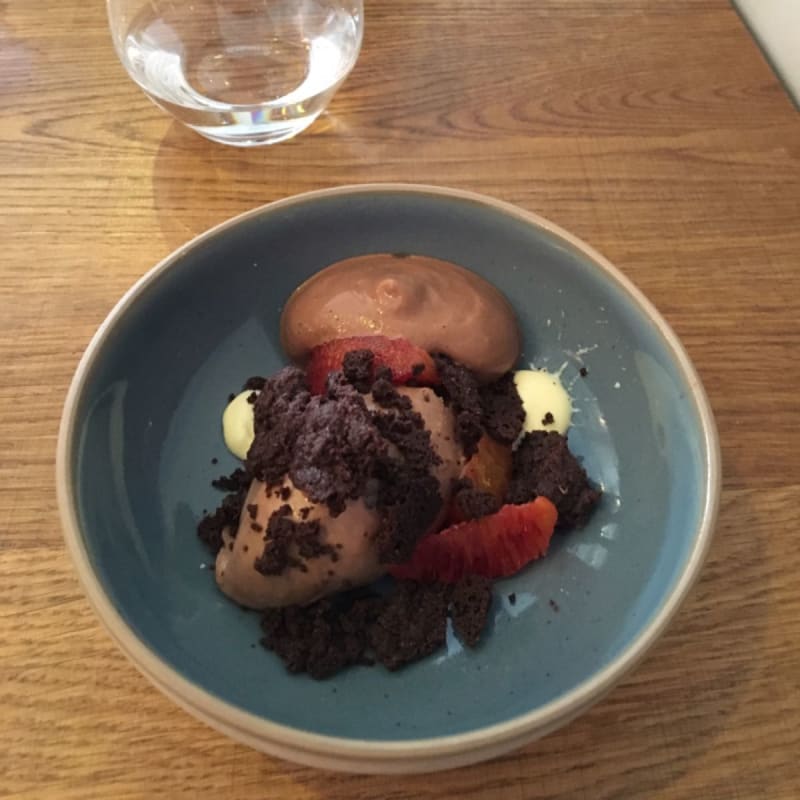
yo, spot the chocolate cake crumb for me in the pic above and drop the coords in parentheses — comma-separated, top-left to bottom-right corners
(250, 522, 263, 532)
(508, 592, 517, 605)
(289, 379, 388, 515)
(211, 468, 251, 493)
(246, 503, 258, 520)
(299, 507, 311, 520)
(369, 582, 449, 670)
(243, 376, 266, 392)
(542, 411, 554, 426)
(246, 366, 312, 486)
(279, 486, 291, 501)
(432, 354, 482, 457)
(451, 479, 500, 520)
(248, 369, 389, 516)
(479, 372, 525, 445)
(374, 365, 393, 383)
(197, 468, 252, 554)
(579, 367, 588, 378)
(411, 363, 425, 377)
(450, 576, 492, 648)
(342, 349, 375, 393)
(227, 393, 236, 403)
(549, 598, 560, 612)
(506, 431, 602, 528)
(369, 398, 443, 562)
(371, 375, 413, 411)
(211, 457, 218, 465)
(260, 579, 494, 679)
(254, 505, 337, 575)
(260, 595, 379, 679)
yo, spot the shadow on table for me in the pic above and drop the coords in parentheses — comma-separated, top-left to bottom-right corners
(277, 485, 770, 799)
(150, 91, 389, 254)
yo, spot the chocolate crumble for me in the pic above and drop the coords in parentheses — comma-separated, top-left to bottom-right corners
(451, 479, 500, 521)
(342, 349, 375, 393)
(368, 380, 443, 562)
(479, 372, 525, 445)
(368, 582, 449, 670)
(432, 353, 483, 457)
(243, 376, 266, 392)
(261, 595, 378, 679)
(290, 380, 387, 515)
(211, 468, 251, 493)
(246, 366, 312, 486)
(260, 579, 495, 678)
(248, 370, 388, 516)
(506, 431, 601, 528)
(254, 505, 337, 575)
(450, 576, 492, 648)
(197, 468, 252, 554)
(579, 367, 588, 378)
(542, 411, 554, 426)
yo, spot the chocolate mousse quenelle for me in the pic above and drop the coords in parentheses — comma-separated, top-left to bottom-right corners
(280, 253, 521, 382)
(198, 254, 601, 677)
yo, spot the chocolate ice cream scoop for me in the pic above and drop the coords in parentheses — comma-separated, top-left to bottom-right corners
(215, 387, 464, 609)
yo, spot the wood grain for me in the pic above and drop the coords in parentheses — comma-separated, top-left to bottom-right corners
(1, 0, 799, 797)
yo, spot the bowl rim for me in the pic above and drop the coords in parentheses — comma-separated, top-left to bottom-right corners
(56, 183, 721, 767)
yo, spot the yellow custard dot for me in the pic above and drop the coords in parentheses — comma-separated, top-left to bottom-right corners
(513, 369, 572, 435)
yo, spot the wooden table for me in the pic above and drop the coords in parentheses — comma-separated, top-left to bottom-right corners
(2, 1, 799, 797)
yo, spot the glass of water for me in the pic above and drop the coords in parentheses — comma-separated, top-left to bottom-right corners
(107, 0, 364, 146)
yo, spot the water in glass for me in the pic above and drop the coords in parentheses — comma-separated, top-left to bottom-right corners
(109, 0, 363, 146)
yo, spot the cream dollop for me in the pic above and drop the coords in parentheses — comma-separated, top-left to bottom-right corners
(222, 390, 258, 460)
(514, 369, 572, 435)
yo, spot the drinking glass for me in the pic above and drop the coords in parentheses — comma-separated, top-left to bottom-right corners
(107, 0, 364, 146)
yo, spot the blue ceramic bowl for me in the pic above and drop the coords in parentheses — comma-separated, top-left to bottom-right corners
(57, 185, 720, 773)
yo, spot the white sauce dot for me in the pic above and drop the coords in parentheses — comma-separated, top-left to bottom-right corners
(513, 370, 572, 435)
(222, 390, 258, 460)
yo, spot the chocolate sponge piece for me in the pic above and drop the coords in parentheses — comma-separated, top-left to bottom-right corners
(260, 595, 379, 680)
(506, 430, 602, 528)
(259, 578, 495, 678)
(196, 468, 252, 555)
(368, 582, 450, 671)
(289, 382, 387, 516)
(246, 367, 312, 486)
(247, 369, 388, 516)
(479, 372, 525, 445)
(432, 353, 483, 457)
(450, 575, 493, 648)
(451, 479, 501, 521)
